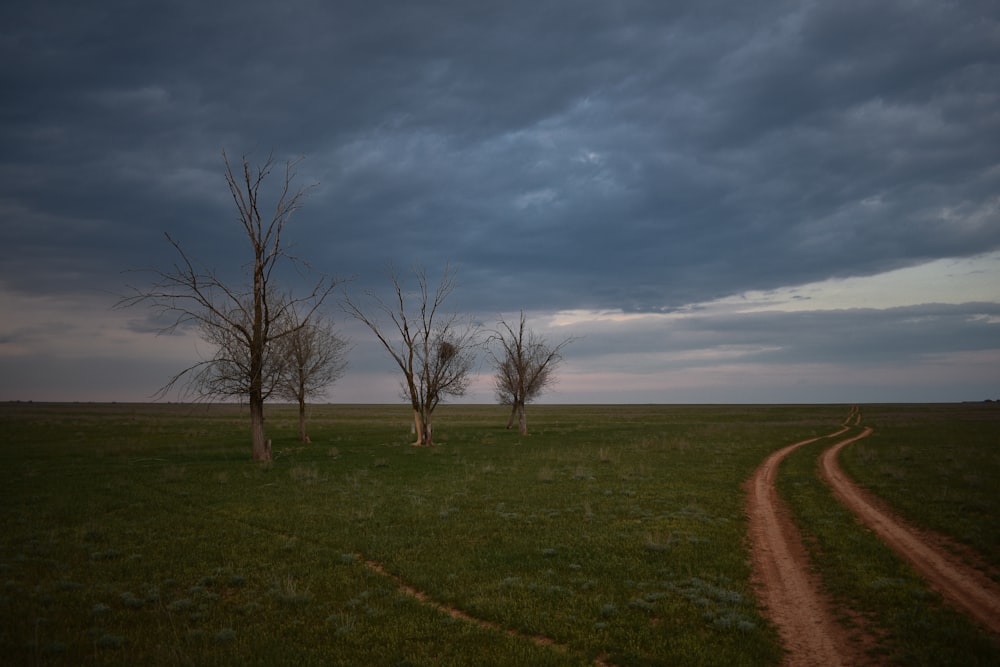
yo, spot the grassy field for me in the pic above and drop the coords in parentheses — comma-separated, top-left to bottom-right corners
(779, 403, 1000, 665)
(0, 402, 997, 665)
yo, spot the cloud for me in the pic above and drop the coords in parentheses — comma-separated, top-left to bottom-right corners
(549, 301, 999, 369)
(1, 0, 998, 402)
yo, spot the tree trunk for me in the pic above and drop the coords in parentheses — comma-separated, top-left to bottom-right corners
(250, 394, 270, 461)
(412, 409, 425, 446)
(506, 404, 517, 430)
(251, 222, 269, 460)
(517, 402, 528, 436)
(297, 397, 308, 443)
(412, 409, 434, 446)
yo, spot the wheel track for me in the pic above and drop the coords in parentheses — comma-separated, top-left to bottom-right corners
(363, 558, 615, 666)
(748, 405, 1000, 666)
(746, 420, 862, 666)
(820, 424, 1000, 635)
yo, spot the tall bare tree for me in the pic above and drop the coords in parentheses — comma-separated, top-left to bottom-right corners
(117, 151, 339, 460)
(274, 313, 349, 443)
(344, 266, 477, 446)
(184, 292, 288, 404)
(487, 311, 575, 435)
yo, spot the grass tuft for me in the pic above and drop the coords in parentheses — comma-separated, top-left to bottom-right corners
(213, 627, 237, 643)
(536, 466, 555, 482)
(120, 591, 144, 609)
(95, 633, 125, 649)
(289, 465, 320, 483)
(271, 576, 312, 606)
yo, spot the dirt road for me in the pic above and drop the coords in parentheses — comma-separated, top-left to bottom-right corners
(746, 425, 864, 666)
(821, 433, 1000, 635)
(748, 408, 1000, 665)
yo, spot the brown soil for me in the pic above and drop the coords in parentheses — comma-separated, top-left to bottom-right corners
(748, 408, 1000, 666)
(746, 426, 870, 666)
(820, 432, 1000, 635)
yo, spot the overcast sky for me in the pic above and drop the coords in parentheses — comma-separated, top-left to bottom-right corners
(2, 0, 998, 404)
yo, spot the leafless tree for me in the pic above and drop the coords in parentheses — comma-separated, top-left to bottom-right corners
(117, 151, 340, 460)
(487, 311, 575, 435)
(184, 292, 288, 403)
(343, 266, 477, 446)
(274, 313, 349, 443)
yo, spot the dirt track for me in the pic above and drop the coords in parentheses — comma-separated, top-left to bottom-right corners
(821, 431, 1000, 636)
(747, 408, 1000, 666)
(746, 425, 862, 666)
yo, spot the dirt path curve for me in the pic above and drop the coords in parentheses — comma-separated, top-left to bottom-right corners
(363, 558, 615, 667)
(749, 406, 1000, 666)
(821, 430, 1000, 635)
(746, 421, 864, 667)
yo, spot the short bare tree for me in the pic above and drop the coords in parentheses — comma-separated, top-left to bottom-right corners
(117, 151, 340, 460)
(274, 313, 349, 443)
(344, 266, 477, 446)
(487, 311, 575, 435)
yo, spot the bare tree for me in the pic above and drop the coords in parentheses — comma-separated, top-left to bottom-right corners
(185, 292, 288, 403)
(343, 266, 477, 446)
(117, 151, 339, 461)
(487, 311, 575, 435)
(274, 313, 349, 443)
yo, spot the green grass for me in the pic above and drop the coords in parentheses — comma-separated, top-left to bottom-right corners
(778, 404, 1000, 665)
(837, 404, 1000, 571)
(0, 402, 997, 665)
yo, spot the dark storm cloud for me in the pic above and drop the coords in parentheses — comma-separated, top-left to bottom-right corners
(4, 0, 998, 309)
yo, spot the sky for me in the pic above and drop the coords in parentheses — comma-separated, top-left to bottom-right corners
(2, 0, 998, 404)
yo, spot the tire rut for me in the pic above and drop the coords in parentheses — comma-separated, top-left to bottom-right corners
(748, 405, 1000, 666)
(363, 558, 615, 666)
(746, 421, 863, 666)
(821, 427, 1000, 635)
